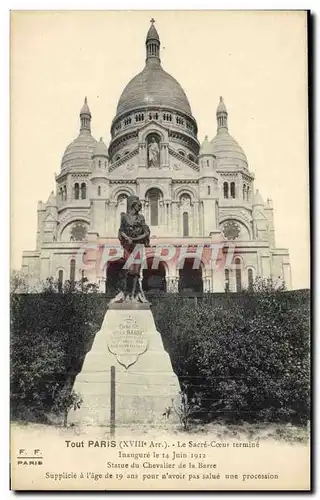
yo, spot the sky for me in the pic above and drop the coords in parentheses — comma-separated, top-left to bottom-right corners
(10, 10, 310, 289)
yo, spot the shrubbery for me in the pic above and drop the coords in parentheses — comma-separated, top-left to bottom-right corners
(10, 277, 310, 425)
(153, 284, 310, 424)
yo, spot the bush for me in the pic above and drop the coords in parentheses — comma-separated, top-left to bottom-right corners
(10, 279, 310, 425)
(10, 279, 105, 421)
(152, 286, 310, 425)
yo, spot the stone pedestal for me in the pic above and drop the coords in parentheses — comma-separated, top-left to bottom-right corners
(69, 303, 180, 426)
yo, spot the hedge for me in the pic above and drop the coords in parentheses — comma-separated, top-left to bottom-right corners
(10, 288, 310, 424)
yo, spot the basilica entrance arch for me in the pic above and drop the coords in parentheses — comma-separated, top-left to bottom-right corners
(142, 258, 167, 294)
(178, 257, 203, 294)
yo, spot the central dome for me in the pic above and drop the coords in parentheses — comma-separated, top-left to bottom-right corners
(116, 62, 192, 117)
(115, 21, 193, 118)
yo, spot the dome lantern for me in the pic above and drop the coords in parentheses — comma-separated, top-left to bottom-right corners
(216, 96, 228, 132)
(80, 97, 92, 134)
(146, 18, 160, 64)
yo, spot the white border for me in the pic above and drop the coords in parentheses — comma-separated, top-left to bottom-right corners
(3, 2, 317, 498)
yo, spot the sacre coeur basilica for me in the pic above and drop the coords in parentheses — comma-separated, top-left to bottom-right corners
(21, 20, 291, 294)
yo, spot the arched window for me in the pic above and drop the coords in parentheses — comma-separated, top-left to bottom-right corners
(248, 268, 254, 291)
(243, 184, 246, 200)
(58, 270, 63, 292)
(146, 188, 162, 226)
(98, 186, 101, 196)
(178, 150, 185, 156)
(208, 185, 211, 195)
(223, 182, 229, 199)
(81, 183, 86, 199)
(225, 269, 230, 292)
(247, 186, 250, 201)
(230, 182, 236, 198)
(188, 154, 194, 162)
(70, 259, 76, 283)
(235, 257, 242, 292)
(98, 160, 101, 168)
(60, 187, 64, 201)
(183, 212, 189, 236)
(74, 183, 79, 200)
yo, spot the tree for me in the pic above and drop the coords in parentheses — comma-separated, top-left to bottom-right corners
(10, 270, 30, 294)
(40, 276, 99, 294)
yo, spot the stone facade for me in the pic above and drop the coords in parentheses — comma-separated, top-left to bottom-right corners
(21, 21, 291, 293)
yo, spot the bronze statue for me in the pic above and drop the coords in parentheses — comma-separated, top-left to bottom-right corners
(109, 195, 150, 304)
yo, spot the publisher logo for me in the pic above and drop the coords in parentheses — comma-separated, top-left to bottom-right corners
(16, 449, 43, 466)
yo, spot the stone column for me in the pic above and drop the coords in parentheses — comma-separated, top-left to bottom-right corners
(237, 172, 241, 200)
(163, 201, 167, 232)
(141, 199, 146, 219)
(159, 201, 163, 225)
(199, 202, 203, 236)
(107, 201, 116, 235)
(67, 174, 72, 201)
(171, 202, 176, 235)
(145, 201, 150, 226)
(176, 203, 181, 235)
(194, 202, 199, 236)
(190, 203, 194, 236)
(212, 262, 226, 292)
(168, 202, 172, 234)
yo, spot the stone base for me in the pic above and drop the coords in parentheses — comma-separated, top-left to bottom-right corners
(69, 303, 181, 426)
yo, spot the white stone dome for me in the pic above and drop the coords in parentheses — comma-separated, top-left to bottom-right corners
(61, 132, 97, 170)
(211, 129, 247, 165)
(61, 98, 98, 170)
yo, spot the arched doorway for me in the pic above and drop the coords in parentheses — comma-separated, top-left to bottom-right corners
(106, 259, 126, 294)
(142, 259, 166, 294)
(178, 258, 203, 294)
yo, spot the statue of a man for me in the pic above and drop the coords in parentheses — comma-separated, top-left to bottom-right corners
(148, 137, 160, 168)
(109, 195, 150, 304)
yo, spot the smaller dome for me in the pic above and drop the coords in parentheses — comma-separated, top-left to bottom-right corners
(61, 133, 97, 169)
(61, 97, 97, 170)
(211, 129, 247, 165)
(253, 189, 265, 206)
(199, 135, 215, 156)
(92, 137, 108, 157)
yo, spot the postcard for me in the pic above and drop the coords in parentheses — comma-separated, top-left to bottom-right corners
(10, 10, 310, 491)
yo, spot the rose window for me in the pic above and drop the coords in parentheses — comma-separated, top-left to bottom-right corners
(222, 221, 241, 240)
(71, 222, 87, 241)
